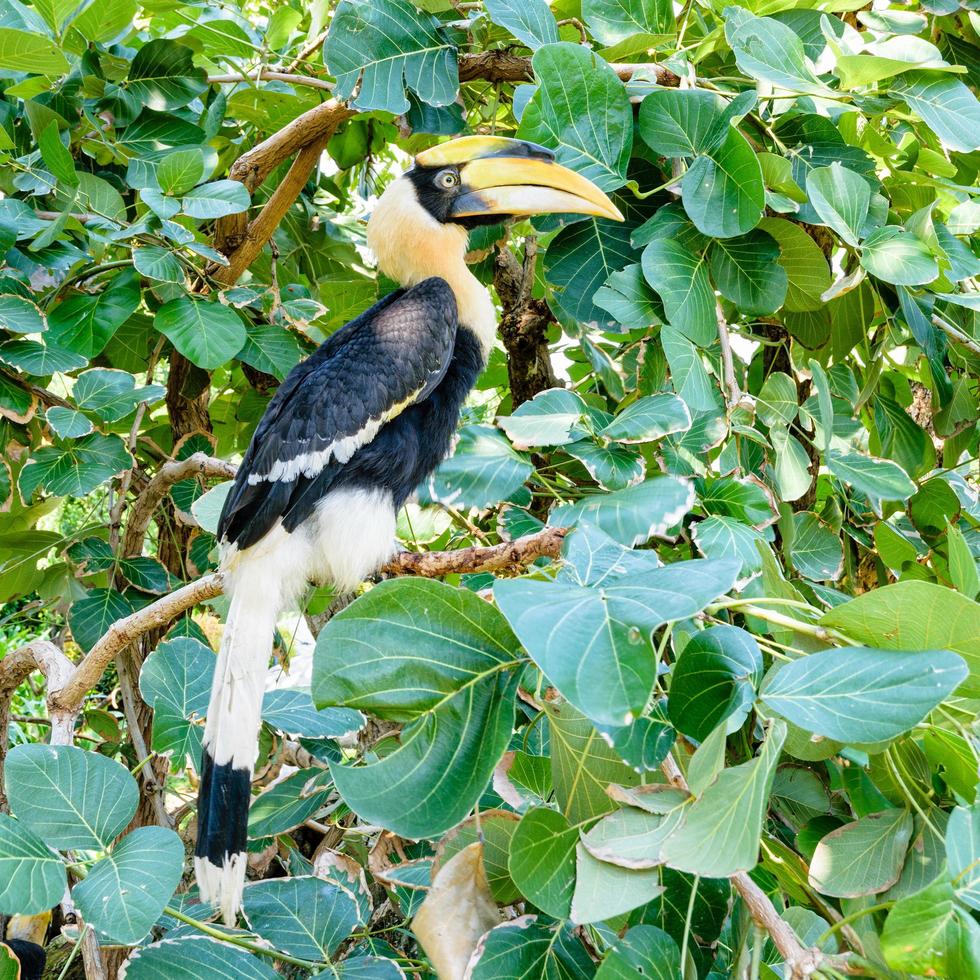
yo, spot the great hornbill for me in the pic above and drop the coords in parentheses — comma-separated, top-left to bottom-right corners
(195, 135, 623, 922)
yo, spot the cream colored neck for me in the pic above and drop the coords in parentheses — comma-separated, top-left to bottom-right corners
(366, 178, 496, 357)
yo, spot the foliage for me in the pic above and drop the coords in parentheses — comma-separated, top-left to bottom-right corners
(0, 0, 978, 977)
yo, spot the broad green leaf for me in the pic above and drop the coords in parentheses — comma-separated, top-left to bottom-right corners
(581, 805, 686, 869)
(139, 637, 214, 719)
(19, 433, 133, 502)
(242, 876, 361, 959)
(325, 0, 458, 114)
(496, 558, 738, 726)
(790, 512, 843, 581)
(154, 296, 247, 370)
(117, 555, 172, 594)
(571, 843, 664, 924)
(73, 368, 164, 422)
(75, 826, 183, 944)
(0, 339, 87, 375)
(638, 89, 725, 158)
(566, 439, 644, 491)
(68, 588, 135, 652)
(518, 42, 632, 191)
(595, 925, 681, 980)
(181, 180, 251, 220)
(661, 330, 719, 414)
(697, 476, 775, 526)
(46, 271, 140, 358)
(119, 936, 278, 979)
(248, 769, 333, 839)
(659, 721, 786, 876)
(947, 522, 980, 599)
(761, 648, 967, 743)
(558, 522, 663, 588)
(261, 689, 364, 741)
(821, 581, 980, 698)
(826, 449, 916, 504)
(0, 294, 45, 334)
(881, 877, 980, 977)
(596, 715, 674, 772)
(724, 8, 831, 96)
(551, 476, 694, 546)
(497, 388, 588, 447)
(467, 920, 596, 979)
(133, 245, 184, 283)
(892, 70, 980, 153)
(5, 744, 137, 850)
(860, 227, 939, 286)
(806, 164, 869, 247)
(0, 813, 67, 915)
(709, 230, 787, 314)
(641, 240, 714, 345)
(435, 811, 521, 905)
(584, 0, 673, 44)
(39, 120, 77, 186)
(757, 372, 798, 427)
(508, 807, 577, 917)
(315, 579, 520, 838)
(0, 28, 68, 74)
(236, 323, 304, 381)
(599, 393, 691, 443)
(668, 625, 762, 741)
(947, 803, 980, 910)
(425, 425, 532, 509)
(189, 481, 232, 535)
(758, 217, 831, 312)
(547, 702, 640, 824)
(692, 516, 766, 582)
(156, 148, 206, 195)
(484, 0, 558, 49)
(681, 128, 765, 239)
(594, 263, 663, 331)
(125, 38, 208, 111)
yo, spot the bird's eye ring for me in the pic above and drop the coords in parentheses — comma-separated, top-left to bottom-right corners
(436, 169, 459, 189)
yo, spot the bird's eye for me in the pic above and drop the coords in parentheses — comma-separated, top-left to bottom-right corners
(436, 169, 459, 189)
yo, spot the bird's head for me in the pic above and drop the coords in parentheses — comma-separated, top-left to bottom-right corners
(405, 135, 624, 227)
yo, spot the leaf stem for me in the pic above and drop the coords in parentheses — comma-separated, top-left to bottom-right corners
(815, 901, 893, 947)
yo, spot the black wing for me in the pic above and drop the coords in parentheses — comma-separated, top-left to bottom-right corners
(218, 277, 457, 549)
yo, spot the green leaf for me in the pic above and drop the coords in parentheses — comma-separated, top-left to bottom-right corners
(809, 809, 913, 898)
(467, 920, 596, 979)
(761, 647, 967, 743)
(826, 449, 916, 505)
(261, 689, 363, 741)
(436, 811, 521, 905)
(68, 588, 135, 653)
(659, 721, 786, 876)
(821, 581, 980, 698)
(118, 556, 172, 593)
(118, 936, 278, 979)
(190, 481, 232, 535)
(497, 388, 588, 447)
(693, 516, 766, 582)
(46, 271, 141, 358)
(558, 522, 662, 588)
(697, 476, 774, 526)
(139, 637, 214, 719)
(496, 558, 738, 727)
(155, 296, 247, 371)
(881, 877, 980, 977)
(581, 803, 686, 868)
(724, 8, 831, 96)
(641, 240, 715, 345)
(758, 372, 798, 427)
(860, 226, 939, 286)
(638, 88, 726, 159)
(314, 579, 519, 838)
(39, 120, 77, 187)
(73, 368, 164, 422)
(0, 813, 67, 915)
(681, 128, 765, 239)
(181, 180, 251, 220)
(790, 512, 843, 581)
(594, 263, 663, 331)
(425, 425, 532, 509)
(0, 28, 68, 74)
(566, 439, 644, 491)
(595, 925, 681, 980)
(892, 71, 980, 153)
(518, 42, 632, 191)
(156, 148, 206, 196)
(806, 163, 869, 247)
(242, 876, 362, 960)
(709, 230, 787, 315)
(668, 625, 762, 741)
(248, 768, 333, 839)
(547, 702, 640, 823)
(0, 294, 45, 334)
(125, 38, 208, 111)
(236, 323, 304, 381)
(325, 0, 458, 114)
(551, 476, 694, 546)
(0, 339, 87, 375)
(947, 522, 980, 599)
(758, 217, 831, 313)
(484, 0, 558, 49)
(599, 393, 691, 443)
(583, 0, 673, 45)
(133, 246, 185, 284)
(571, 843, 664, 924)
(508, 807, 578, 917)
(5, 744, 137, 850)
(597, 715, 674, 772)
(75, 826, 183, 944)
(544, 213, 635, 329)
(947, 803, 980, 910)
(19, 433, 133, 502)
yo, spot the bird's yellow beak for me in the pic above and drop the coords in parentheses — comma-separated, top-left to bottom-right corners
(415, 136, 624, 222)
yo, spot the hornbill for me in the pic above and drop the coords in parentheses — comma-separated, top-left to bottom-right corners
(1, 912, 49, 980)
(195, 135, 623, 922)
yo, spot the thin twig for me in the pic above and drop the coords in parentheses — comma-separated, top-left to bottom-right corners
(932, 314, 980, 356)
(208, 70, 334, 91)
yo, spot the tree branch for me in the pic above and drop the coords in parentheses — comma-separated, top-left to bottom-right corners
(208, 70, 334, 91)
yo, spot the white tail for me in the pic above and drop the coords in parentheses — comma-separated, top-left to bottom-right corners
(194, 556, 279, 925)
